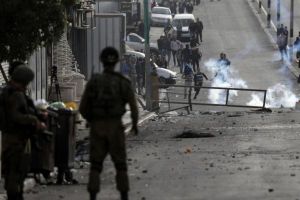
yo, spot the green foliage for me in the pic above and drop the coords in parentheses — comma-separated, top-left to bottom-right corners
(0, 0, 75, 63)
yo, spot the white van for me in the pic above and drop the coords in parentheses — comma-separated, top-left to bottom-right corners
(171, 14, 196, 42)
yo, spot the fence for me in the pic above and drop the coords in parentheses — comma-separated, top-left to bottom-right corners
(154, 84, 267, 113)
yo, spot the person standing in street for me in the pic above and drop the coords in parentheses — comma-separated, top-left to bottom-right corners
(178, 1, 185, 14)
(182, 44, 192, 71)
(186, 2, 194, 13)
(135, 57, 145, 95)
(193, 71, 208, 99)
(294, 32, 300, 65)
(277, 33, 288, 61)
(2, 63, 46, 200)
(79, 47, 139, 200)
(138, 21, 144, 37)
(191, 47, 202, 72)
(195, 18, 203, 42)
(165, 34, 172, 67)
(171, 37, 179, 67)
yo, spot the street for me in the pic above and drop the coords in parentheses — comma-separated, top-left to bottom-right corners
(24, 0, 300, 199)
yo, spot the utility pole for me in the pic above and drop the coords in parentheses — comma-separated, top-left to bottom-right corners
(258, 0, 262, 14)
(267, 0, 271, 28)
(290, 0, 294, 61)
(144, 0, 152, 111)
(277, 0, 281, 27)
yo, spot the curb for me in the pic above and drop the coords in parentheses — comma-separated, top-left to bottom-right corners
(247, 0, 299, 79)
(246, 0, 278, 50)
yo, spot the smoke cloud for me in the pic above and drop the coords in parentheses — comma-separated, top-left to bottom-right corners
(204, 59, 248, 104)
(247, 83, 299, 108)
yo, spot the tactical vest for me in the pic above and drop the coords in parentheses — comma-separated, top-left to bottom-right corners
(90, 73, 127, 119)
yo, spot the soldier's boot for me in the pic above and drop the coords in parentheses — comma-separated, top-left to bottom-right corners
(89, 192, 97, 200)
(120, 191, 128, 200)
(7, 193, 19, 200)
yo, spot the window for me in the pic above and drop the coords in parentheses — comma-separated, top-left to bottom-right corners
(152, 8, 171, 15)
(129, 35, 142, 43)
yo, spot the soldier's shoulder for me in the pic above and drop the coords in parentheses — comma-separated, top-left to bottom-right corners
(112, 72, 131, 83)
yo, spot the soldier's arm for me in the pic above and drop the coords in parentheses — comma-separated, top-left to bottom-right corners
(8, 92, 39, 126)
(79, 79, 94, 121)
(125, 81, 139, 128)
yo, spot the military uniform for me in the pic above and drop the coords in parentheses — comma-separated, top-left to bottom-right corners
(79, 70, 138, 199)
(2, 85, 40, 200)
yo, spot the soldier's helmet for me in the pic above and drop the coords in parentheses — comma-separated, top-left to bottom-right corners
(11, 65, 34, 86)
(100, 47, 119, 66)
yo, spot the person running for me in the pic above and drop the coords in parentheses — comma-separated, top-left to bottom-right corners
(182, 62, 194, 99)
(193, 71, 208, 99)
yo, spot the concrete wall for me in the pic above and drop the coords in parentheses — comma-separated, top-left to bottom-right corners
(28, 47, 48, 101)
(95, 0, 119, 13)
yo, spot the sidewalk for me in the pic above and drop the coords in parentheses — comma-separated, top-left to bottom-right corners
(247, 0, 300, 79)
(0, 95, 155, 199)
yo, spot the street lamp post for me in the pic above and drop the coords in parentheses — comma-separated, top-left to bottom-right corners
(290, 0, 294, 61)
(267, 0, 271, 28)
(277, 0, 281, 27)
(144, 0, 152, 111)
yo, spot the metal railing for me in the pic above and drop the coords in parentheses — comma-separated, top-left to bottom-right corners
(154, 84, 267, 112)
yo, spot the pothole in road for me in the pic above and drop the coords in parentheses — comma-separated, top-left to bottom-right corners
(174, 130, 215, 138)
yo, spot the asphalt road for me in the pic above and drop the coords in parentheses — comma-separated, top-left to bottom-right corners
(259, 0, 300, 34)
(24, 1, 300, 200)
(152, 0, 300, 112)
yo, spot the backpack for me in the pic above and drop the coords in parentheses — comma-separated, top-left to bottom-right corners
(184, 64, 193, 75)
(0, 85, 13, 131)
(91, 73, 126, 119)
(194, 73, 204, 83)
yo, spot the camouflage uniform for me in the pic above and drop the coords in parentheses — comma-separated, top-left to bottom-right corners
(79, 70, 138, 197)
(2, 84, 40, 200)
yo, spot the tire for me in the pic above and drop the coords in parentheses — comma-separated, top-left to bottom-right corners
(159, 77, 168, 88)
(150, 49, 159, 58)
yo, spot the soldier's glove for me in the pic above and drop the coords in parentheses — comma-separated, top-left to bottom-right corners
(131, 125, 139, 136)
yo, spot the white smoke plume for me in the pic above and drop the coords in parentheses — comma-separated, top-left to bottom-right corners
(204, 59, 248, 104)
(247, 83, 299, 108)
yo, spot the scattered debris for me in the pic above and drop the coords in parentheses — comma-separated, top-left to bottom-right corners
(268, 188, 274, 192)
(184, 148, 192, 154)
(227, 114, 244, 117)
(209, 163, 214, 168)
(253, 108, 272, 113)
(175, 130, 215, 138)
(142, 170, 148, 174)
(291, 173, 296, 177)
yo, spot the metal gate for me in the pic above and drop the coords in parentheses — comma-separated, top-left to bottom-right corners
(154, 84, 267, 113)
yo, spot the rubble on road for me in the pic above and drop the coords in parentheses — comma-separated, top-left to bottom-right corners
(175, 130, 215, 138)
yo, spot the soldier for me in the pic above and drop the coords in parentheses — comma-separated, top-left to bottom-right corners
(79, 47, 139, 200)
(2, 63, 46, 200)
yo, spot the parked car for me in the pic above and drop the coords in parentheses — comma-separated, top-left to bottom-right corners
(151, 7, 172, 27)
(171, 14, 195, 42)
(125, 33, 160, 58)
(124, 50, 177, 86)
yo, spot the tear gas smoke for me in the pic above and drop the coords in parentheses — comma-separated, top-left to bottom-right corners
(204, 59, 298, 108)
(247, 83, 299, 108)
(204, 59, 248, 104)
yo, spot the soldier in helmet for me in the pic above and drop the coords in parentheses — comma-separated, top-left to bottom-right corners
(79, 47, 139, 200)
(2, 63, 46, 200)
